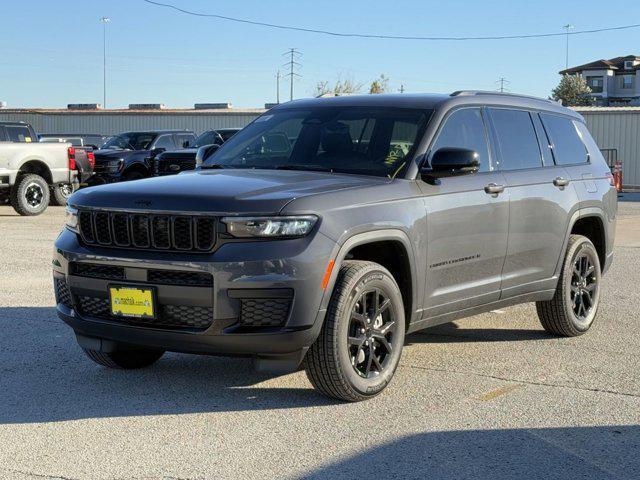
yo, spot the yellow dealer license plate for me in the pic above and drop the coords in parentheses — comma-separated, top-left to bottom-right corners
(109, 286, 155, 319)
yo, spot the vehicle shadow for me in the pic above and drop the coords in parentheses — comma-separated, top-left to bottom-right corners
(299, 425, 640, 479)
(0, 307, 335, 425)
(406, 321, 550, 345)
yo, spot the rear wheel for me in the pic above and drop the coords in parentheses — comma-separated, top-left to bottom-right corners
(305, 260, 406, 402)
(82, 347, 165, 369)
(536, 235, 601, 336)
(50, 182, 76, 206)
(10, 173, 50, 216)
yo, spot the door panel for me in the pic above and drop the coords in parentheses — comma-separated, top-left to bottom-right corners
(499, 166, 578, 294)
(421, 172, 509, 316)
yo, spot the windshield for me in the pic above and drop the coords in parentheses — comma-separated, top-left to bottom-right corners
(102, 132, 156, 151)
(203, 107, 430, 177)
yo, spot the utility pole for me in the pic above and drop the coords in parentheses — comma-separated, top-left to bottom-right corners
(496, 77, 510, 93)
(399, 84, 405, 93)
(563, 24, 574, 70)
(282, 48, 302, 101)
(100, 16, 110, 108)
(276, 70, 281, 104)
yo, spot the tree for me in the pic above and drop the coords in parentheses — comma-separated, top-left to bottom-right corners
(313, 77, 364, 97)
(369, 74, 389, 94)
(551, 74, 594, 106)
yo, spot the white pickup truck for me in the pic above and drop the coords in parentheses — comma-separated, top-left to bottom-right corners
(0, 122, 94, 215)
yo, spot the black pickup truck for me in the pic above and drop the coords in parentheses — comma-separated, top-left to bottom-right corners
(152, 128, 240, 176)
(91, 130, 195, 184)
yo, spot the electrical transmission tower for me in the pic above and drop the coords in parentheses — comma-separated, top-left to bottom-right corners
(282, 48, 302, 101)
(496, 77, 510, 93)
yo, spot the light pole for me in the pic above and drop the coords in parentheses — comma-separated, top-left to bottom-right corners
(563, 24, 574, 70)
(100, 17, 110, 108)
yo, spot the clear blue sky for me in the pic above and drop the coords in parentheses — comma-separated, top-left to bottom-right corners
(1, 0, 639, 109)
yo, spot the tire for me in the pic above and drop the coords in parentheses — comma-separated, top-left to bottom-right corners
(82, 347, 165, 369)
(123, 170, 145, 182)
(305, 260, 406, 402)
(50, 182, 76, 206)
(536, 234, 602, 337)
(10, 174, 50, 216)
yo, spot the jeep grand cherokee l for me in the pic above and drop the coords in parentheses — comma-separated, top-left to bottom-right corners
(53, 92, 616, 401)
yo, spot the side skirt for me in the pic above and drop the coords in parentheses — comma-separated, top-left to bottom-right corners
(407, 289, 555, 334)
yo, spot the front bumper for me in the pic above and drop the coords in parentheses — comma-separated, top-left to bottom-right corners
(53, 228, 335, 359)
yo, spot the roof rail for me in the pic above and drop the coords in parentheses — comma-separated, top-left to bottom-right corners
(450, 90, 557, 104)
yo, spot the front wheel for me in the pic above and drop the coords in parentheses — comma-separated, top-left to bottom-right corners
(305, 260, 406, 402)
(536, 234, 601, 336)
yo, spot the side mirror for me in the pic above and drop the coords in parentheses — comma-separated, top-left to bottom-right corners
(195, 144, 220, 166)
(421, 148, 480, 184)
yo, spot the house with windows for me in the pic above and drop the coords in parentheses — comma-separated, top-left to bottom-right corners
(560, 55, 640, 106)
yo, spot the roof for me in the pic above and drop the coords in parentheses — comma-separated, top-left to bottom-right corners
(276, 93, 450, 110)
(560, 55, 640, 74)
(272, 92, 580, 119)
(572, 106, 640, 113)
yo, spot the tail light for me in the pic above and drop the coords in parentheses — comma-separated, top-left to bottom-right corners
(87, 150, 95, 169)
(606, 171, 615, 187)
(68, 147, 76, 170)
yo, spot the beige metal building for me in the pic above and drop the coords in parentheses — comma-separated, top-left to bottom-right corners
(575, 107, 640, 188)
(0, 107, 265, 136)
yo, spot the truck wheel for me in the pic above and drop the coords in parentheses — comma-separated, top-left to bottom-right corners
(305, 260, 406, 402)
(536, 235, 601, 337)
(50, 183, 76, 206)
(10, 174, 50, 216)
(123, 171, 145, 181)
(82, 347, 165, 369)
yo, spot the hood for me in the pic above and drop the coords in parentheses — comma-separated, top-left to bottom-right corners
(70, 169, 388, 214)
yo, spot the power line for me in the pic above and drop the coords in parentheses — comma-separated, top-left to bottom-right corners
(141, 0, 640, 41)
(282, 48, 302, 101)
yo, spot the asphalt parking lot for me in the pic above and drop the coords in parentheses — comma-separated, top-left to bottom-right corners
(0, 196, 639, 480)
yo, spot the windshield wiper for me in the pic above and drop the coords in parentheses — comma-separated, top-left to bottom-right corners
(275, 164, 333, 173)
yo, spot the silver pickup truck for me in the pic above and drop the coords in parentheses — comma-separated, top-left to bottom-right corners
(0, 121, 94, 215)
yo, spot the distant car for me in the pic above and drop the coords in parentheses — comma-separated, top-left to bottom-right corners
(153, 128, 240, 176)
(90, 130, 196, 184)
(39, 133, 109, 150)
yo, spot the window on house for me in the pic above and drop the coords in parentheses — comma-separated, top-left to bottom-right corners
(586, 76, 603, 93)
(622, 75, 634, 89)
(624, 61, 634, 70)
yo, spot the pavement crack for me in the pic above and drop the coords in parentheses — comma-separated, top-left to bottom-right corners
(6, 468, 79, 480)
(400, 363, 640, 399)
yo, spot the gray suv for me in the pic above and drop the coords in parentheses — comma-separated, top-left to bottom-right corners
(53, 92, 617, 401)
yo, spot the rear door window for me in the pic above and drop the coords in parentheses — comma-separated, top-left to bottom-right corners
(489, 109, 542, 170)
(5, 126, 34, 143)
(430, 107, 491, 172)
(540, 113, 589, 165)
(176, 133, 195, 148)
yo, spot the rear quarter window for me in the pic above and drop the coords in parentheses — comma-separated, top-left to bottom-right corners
(540, 113, 589, 165)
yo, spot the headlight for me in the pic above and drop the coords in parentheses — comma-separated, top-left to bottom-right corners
(222, 215, 318, 238)
(65, 206, 79, 232)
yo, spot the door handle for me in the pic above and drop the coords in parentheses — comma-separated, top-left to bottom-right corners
(484, 183, 505, 195)
(553, 177, 570, 187)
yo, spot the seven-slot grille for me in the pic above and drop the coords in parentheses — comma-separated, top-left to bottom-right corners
(78, 210, 216, 252)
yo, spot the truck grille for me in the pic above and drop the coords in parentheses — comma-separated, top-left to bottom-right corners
(78, 210, 216, 252)
(76, 295, 213, 330)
